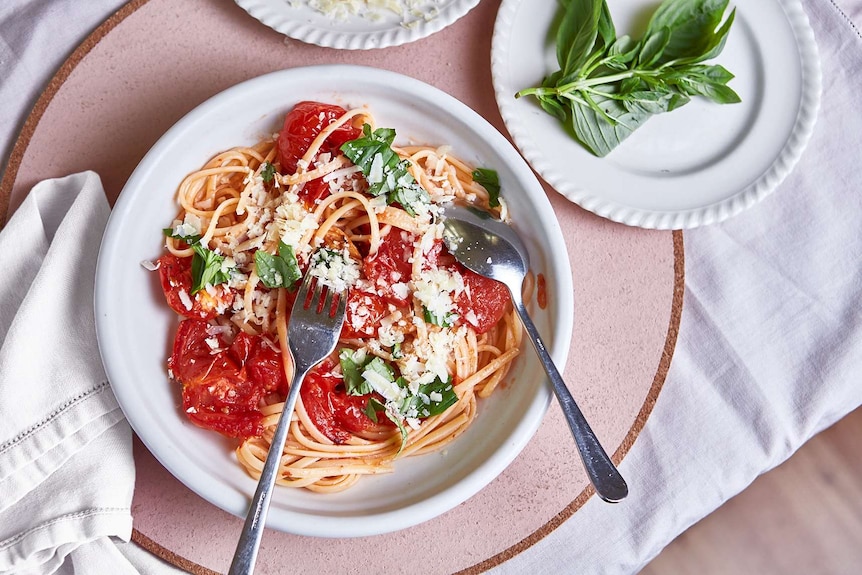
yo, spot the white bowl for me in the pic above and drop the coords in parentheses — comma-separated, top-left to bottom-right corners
(95, 65, 574, 537)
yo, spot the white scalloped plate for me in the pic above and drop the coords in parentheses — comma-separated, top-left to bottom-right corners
(235, 0, 478, 50)
(491, 0, 821, 229)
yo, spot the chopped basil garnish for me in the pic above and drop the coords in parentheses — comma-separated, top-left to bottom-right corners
(162, 227, 201, 245)
(340, 348, 373, 396)
(392, 376, 457, 419)
(423, 307, 457, 328)
(254, 241, 301, 289)
(190, 243, 231, 295)
(162, 227, 232, 294)
(338, 347, 457, 452)
(387, 410, 410, 454)
(340, 124, 431, 216)
(364, 397, 386, 423)
(417, 376, 458, 417)
(471, 168, 501, 208)
(260, 162, 276, 183)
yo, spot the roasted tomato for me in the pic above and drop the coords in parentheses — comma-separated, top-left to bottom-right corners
(229, 331, 288, 395)
(363, 230, 415, 305)
(417, 238, 510, 334)
(169, 319, 287, 438)
(157, 253, 232, 320)
(300, 366, 384, 444)
(277, 101, 361, 206)
(454, 268, 510, 334)
(342, 290, 390, 339)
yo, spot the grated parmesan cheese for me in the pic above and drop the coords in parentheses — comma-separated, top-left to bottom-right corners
(412, 267, 464, 320)
(308, 247, 361, 292)
(363, 367, 406, 402)
(168, 212, 203, 239)
(303, 0, 441, 25)
(178, 289, 193, 311)
(272, 199, 318, 255)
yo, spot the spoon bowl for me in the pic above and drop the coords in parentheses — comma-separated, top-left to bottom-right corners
(441, 202, 629, 503)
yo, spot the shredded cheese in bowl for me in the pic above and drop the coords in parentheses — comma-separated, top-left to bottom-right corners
(303, 0, 442, 24)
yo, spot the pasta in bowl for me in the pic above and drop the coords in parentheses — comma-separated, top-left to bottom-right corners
(95, 66, 573, 536)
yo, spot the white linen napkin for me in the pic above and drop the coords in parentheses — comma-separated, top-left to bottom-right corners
(0, 172, 134, 575)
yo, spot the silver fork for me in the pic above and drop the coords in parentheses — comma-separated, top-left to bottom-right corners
(228, 268, 347, 575)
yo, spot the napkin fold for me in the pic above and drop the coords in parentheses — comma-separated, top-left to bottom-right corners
(0, 172, 134, 575)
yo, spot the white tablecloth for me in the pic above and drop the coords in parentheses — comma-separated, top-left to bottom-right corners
(2, 1, 861, 574)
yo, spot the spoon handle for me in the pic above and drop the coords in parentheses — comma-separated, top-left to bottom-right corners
(512, 298, 629, 503)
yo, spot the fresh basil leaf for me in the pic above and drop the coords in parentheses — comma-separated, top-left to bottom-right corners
(570, 92, 650, 157)
(391, 342, 403, 360)
(687, 8, 736, 65)
(557, 0, 604, 80)
(417, 377, 457, 417)
(621, 89, 677, 116)
(471, 167, 501, 208)
(596, 1, 616, 52)
(260, 162, 276, 183)
(637, 27, 671, 68)
(254, 241, 301, 289)
(678, 78, 741, 104)
(691, 63, 736, 84)
(618, 76, 645, 95)
(608, 35, 637, 61)
(645, 0, 731, 65)
(538, 95, 569, 122)
(542, 69, 564, 89)
(190, 243, 231, 295)
(667, 92, 692, 111)
(340, 349, 373, 395)
(666, 64, 740, 103)
(364, 397, 386, 423)
(365, 356, 396, 382)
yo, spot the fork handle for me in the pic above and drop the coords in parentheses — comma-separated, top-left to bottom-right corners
(228, 366, 310, 575)
(512, 296, 628, 503)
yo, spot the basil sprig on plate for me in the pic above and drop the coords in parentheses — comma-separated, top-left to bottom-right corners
(516, 0, 740, 157)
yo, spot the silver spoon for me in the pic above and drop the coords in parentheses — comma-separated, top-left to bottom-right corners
(441, 203, 628, 503)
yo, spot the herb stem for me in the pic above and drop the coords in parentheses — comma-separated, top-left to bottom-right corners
(517, 68, 651, 100)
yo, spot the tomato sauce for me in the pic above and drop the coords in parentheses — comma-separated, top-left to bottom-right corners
(537, 273, 548, 310)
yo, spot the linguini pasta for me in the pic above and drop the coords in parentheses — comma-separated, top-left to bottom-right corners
(157, 102, 522, 492)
